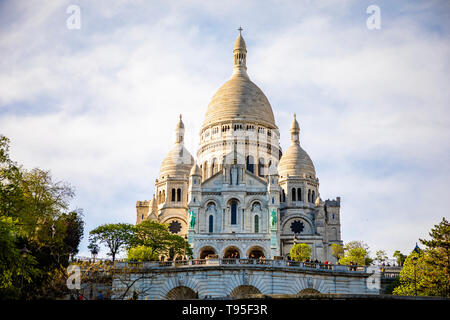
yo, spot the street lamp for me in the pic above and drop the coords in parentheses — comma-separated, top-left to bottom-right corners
(412, 256, 418, 297)
(184, 235, 188, 260)
(293, 234, 297, 262)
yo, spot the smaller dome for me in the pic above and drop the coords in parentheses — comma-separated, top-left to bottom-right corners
(278, 144, 316, 178)
(159, 116, 194, 179)
(278, 114, 316, 178)
(159, 144, 194, 179)
(190, 162, 201, 176)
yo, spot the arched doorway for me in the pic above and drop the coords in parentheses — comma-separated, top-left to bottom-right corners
(165, 286, 198, 300)
(230, 285, 261, 298)
(199, 246, 217, 259)
(223, 246, 241, 258)
(247, 246, 265, 259)
(297, 288, 320, 295)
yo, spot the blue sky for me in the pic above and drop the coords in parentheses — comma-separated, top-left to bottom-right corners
(1, 0, 449, 260)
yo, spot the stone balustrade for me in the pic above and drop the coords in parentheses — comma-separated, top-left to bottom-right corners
(112, 258, 367, 273)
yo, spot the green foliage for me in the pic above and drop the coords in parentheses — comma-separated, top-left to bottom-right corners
(131, 219, 192, 259)
(290, 243, 311, 261)
(0, 135, 85, 299)
(89, 223, 135, 262)
(339, 241, 372, 266)
(393, 218, 450, 297)
(393, 250, 407, 266)
(127, 245, 158, 262)
(375, 250, 388, 264)
(331, 243, 344, 261)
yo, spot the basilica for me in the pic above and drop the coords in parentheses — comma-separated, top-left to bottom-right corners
(136, 30, 343, 262)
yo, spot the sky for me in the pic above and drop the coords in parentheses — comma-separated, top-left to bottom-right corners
(0, 0, 449, 260)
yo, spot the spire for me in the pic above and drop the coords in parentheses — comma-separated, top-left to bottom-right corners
(233, 27, 247, 75)
(175, 114, 184, 144)
(290, 113, 300, 144)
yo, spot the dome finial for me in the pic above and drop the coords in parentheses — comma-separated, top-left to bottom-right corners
(290, 113, 300, 144)
(233, 27, 247, 74)
(175, 114, 185, 143)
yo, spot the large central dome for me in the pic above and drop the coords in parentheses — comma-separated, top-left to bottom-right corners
(202, 30, 276, 129)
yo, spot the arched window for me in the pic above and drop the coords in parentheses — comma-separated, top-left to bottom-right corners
(312, 190, 315, 203)
(162, 190, 165, 202)
(211, 158, 217, 175)
(177, 188, 181, 202)
(171, 188, 176, 202)
(209, 215, 214, 233)
(246, 155, 254, 174)
(203, 161, 208, 179)
(258, 158, 265, 177)
(254, 215, 259, 233)
(282, 189, 286, 202)
(291, 188, 296, 202)
(231, 201, 237, 225)
(308, 190, 311, 203)
(297, 188, 302, 201)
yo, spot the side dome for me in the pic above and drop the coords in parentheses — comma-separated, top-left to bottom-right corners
(159, 145, 194, 178)
(278, 144, 316, 178)
(202, 29, 276, 129)
(278, 114, 316, 178)
(159, 115, 194, 179)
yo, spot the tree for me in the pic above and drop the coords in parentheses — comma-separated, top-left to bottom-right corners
(339, 241, 372, 266)
(419, 217, 449, 297)
(131, 220, 192, 259)
(331, 243, 344, 262)
(393, 250, 407, 266)
(375, 250, 388, 265)
(290, 243, 311, 261)
(393, 218, 450, 297)
(0, 135, 85, 299)
(127, 245, 158, 262)
(88, 243, 100, 261)
(89, 223, 135, 262)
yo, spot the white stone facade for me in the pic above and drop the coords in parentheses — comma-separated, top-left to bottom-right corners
(136, 30, 343, 263)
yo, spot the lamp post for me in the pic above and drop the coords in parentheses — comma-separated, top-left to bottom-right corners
(412, 256, 418, 297)
(184, 235, 187, 260)
(293, 234, 297, 262)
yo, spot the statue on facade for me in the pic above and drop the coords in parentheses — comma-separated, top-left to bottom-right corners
(270, 209, 277, 228)
(188, 210, 196, 229)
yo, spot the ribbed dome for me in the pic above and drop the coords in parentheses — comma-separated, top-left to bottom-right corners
(159, 115, 194, 179)
(278, 144, 316, 178)
(203, 73, 276, 128)
(202, 30, 276, 129)
(278, 114, 316, 178)
(159, 144, 194, 178)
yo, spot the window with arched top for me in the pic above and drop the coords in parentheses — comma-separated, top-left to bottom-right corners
(258, 158, 265, 177)
(177, 188, 181, 202)
(282, 189, 286, 202)
(246, 155, 254, 174)
(211, 158, 217, 175)
(311, 190, 315, 203)
(171, 188, 176, 202)
(209, 215, 214, 233)
(230, 201, 237, 225)
(297, 188, 302, 201)
(291, 188, 296, 202)
(254, 215, 259, 233)
(308, 189, 311, 203)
